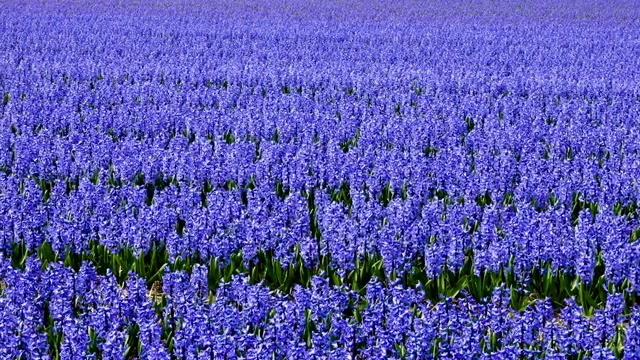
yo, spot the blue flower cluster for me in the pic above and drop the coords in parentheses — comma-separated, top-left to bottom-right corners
(2, 257, 639, 359)
(1, 0, 640, 358)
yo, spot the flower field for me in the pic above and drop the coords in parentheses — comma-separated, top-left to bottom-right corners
(2, 0, 640, 358)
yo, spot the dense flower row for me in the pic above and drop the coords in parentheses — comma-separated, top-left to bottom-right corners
(3, 175, 640, 293)
(2, 257, 639, 359)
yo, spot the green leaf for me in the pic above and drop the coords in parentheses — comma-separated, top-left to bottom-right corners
(446, 275, 467, 298)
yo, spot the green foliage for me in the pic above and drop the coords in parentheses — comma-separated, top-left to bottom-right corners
(378, 182, 394, 207)
(223, 129, 235, 144)
(8, 234, 635, 318)
(340, 128, 360, 153)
